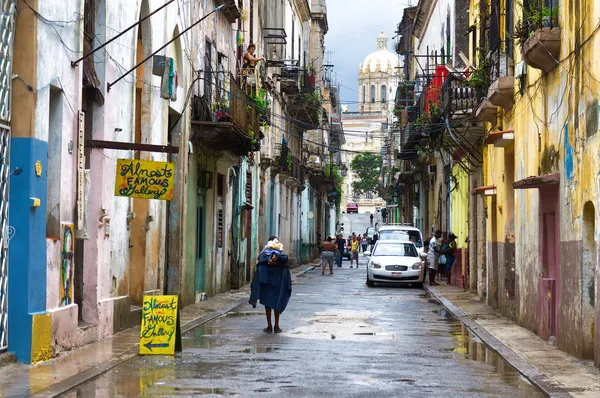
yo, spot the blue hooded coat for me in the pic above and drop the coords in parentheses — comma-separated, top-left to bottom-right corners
(249, 249, 292, 313)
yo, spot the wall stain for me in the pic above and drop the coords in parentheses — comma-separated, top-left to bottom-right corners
(539, 144, 560, 176)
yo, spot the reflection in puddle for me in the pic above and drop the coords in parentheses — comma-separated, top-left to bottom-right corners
(447, 319, 543, 396)
(240, 346, 280, 354)
(183, 326, 228, 349)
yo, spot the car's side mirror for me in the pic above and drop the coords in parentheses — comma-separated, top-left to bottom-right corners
(420, 252, 428, 261)
(364, 251, 371, 257)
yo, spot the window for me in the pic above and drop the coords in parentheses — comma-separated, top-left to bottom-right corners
(47, 88, 63, 238)
(362, 85, 366, 103)
(373, 242, 418, 257)
(370, 85, 375, 103)
(217, 209, 223, 248)
(249, 0, 254, 44)
(381, 85, 387, 103)
(216, 53, 225, 104)
(291, 19, 295, 60)
(217, 173, 225, 197)
(246, 172, 252, 204)
(204, 40, 212, 101)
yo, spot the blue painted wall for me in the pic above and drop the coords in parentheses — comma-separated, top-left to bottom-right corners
(8, 137, 48, 363)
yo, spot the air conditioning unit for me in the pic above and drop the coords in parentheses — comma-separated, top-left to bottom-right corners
(428, 165, 437, 174)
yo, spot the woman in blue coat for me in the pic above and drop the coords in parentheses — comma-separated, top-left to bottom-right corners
(249, 237, 292, 333)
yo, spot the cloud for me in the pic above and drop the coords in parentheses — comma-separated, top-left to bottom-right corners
(325, 0, 410, 111)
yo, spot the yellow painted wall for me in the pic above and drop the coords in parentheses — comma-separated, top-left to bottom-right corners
(31, 313, 52, 365)
(451, 165, 468, 248)
(480, 0, 600, 356)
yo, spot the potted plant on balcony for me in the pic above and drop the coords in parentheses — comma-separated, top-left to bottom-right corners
(212, 100, 230, 122)
(516, 5, 560, 74)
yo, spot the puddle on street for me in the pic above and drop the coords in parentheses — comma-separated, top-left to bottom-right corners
(183, 326, 228, 349)
(446, 318, 543, 396)
(240, 346, 280, 354)
(223, 311, 262, 318)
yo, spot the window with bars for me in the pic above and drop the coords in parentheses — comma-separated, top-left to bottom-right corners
(217, 209, 224, 248)
(246, 172, 252, 203)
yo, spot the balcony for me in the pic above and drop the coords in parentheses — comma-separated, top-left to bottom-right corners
(522, 27, 561, 74)
(487, 76, 515, 111)
(191, 73, 261, 155)
(274, 60, 301, 95)
(274, 143, 304, 189)
(286, 72, 322, 127)
(441, 72, 486, 138)
(519, 2, 560, 74)
(216, 0, 242, 23)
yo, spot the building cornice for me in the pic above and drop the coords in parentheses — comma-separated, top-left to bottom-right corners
(293, 0, 311, 22)
(413, 0, 438, 42)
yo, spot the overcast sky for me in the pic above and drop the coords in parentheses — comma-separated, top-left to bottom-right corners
(325, 0, 412, 111)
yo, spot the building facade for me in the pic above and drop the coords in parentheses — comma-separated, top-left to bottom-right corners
(4, 0, 338, 364)
(342, 31, 400, 214)
(393, 0, 600, 368)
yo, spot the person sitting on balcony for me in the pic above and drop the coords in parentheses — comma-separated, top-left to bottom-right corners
(242, 44, 264, 89)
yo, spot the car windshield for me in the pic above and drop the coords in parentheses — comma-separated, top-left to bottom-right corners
(378, 230, 423, 247)
(373, 242, 418, 257)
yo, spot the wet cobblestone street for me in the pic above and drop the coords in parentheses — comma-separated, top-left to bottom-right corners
(65, 258, 543, 397)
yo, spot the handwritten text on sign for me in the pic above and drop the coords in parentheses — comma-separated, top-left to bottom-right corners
(114, 159, 175, 200)
(139, 295, 179, 355)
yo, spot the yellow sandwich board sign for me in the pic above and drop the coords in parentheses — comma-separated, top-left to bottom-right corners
(114, 159, 175, 200)
(139, 295, 182, 355)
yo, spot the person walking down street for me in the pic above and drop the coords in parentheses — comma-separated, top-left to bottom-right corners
(427, 230, 442, 286)
(438, 236, 449, 282)
(370, 213, 374, 225)
(444, 233, 458, 283)
(350, 236, 359, 268)
(361, 234, 368, 253)
(249, 238, 291, 334)
(320, 237, 337, 276)
(335, 234, 346, 267)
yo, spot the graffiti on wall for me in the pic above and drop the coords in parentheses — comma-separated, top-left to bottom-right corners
(60, 224, 74, 306)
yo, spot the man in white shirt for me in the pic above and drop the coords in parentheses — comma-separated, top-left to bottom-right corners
(427, 230, 442, 286)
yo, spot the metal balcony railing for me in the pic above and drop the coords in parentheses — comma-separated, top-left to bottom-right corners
(441, 73, 482, 118)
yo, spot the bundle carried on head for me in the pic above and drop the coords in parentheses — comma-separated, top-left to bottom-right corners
(266, 238, 283, 252)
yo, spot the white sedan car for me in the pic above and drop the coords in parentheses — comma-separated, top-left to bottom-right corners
(365, 240, 426, 287)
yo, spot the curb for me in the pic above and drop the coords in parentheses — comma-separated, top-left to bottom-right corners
(31, 265, 316, 398)
(424, 285, 572, 398)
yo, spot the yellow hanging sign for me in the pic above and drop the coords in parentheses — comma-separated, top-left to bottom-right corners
(114, 159, 175, 200)
(139, 295, 182, 355)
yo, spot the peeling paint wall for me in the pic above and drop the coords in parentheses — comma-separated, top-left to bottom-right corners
(483, 0, 600, 361)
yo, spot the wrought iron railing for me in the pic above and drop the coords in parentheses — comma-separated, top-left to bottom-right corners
(441, 73, 482, 118)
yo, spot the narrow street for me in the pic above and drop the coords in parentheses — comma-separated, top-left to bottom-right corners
(65, 256, 542, 397)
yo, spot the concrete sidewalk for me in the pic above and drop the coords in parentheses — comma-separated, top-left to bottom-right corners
(426, 284, 600, 398)
(0, 264, 316, 398)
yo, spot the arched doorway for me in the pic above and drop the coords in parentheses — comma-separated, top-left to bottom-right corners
(582, 201, 596, 359)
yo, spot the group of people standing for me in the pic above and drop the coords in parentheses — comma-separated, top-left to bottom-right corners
(425, 230, 457, 286)
(318, 232, 373, 275)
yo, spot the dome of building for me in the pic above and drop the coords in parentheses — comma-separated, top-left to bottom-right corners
(359, 31, 401, 75)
